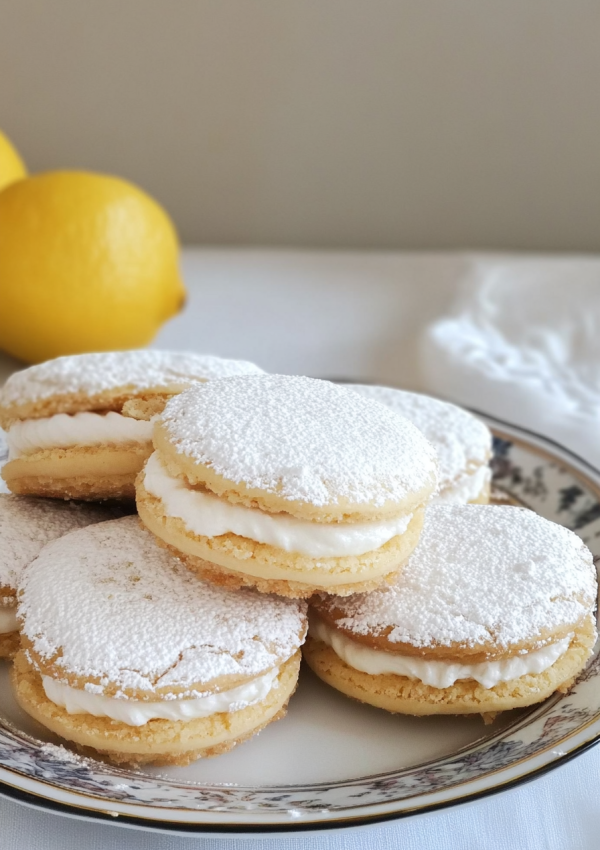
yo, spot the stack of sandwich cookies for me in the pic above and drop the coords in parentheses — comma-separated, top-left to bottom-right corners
(0, 494, 118, 658)
(0, 350, 263, 501)
(13, 517, 306, 766)
(304, 504, 597, 719)
(349, 385, 492, 504)
(136, 375, 438, 598)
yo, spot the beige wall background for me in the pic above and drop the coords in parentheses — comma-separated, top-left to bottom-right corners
(1, 0, 600, 250)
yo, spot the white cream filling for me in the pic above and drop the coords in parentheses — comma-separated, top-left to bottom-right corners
(433, 464, 491, 505)
(7, 412, 154, 458)
(310, 617, 573, 689)
(0, 605, 18, 635)
(143, 452, 413, 558)
(42, 666, 280, 727)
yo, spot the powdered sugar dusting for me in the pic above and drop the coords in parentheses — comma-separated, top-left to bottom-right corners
(348, 385, 492, 486)
(19, 517, 306, 693)
(0, 495, 118, 593)
(161, 376, 438, 508)
(320, 505, 597, 650)
(39, 742, 87, 764)
(0, 350, 264, 408)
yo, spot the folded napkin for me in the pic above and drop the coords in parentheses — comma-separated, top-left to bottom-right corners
(420, 258, 600, 469)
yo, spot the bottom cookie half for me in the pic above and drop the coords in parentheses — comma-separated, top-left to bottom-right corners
(137, 485, 424, 599)
(302, 616, 597, 720)
(12, 651, 301, 766)
(2, 444, 150, 500)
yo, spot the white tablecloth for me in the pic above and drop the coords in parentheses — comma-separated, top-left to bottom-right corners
(1, 248, 599, 847)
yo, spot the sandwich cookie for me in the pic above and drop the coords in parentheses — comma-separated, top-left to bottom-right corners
(0, 494, 119, 658)
(0, 350, 263, 501)
(137, 375, 438, 598)
(305, 504, 597, 720)
(13, 516, 306, 766)
(349, 385, 492, 504)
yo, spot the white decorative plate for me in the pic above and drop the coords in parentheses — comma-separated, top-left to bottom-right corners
(0, 413, 599, 838)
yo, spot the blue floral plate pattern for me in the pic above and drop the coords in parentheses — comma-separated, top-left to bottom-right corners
(0, 414, 599, 837)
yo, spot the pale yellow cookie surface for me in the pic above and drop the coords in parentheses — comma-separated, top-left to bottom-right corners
(306, 504, 597, 717)
(140, 376, 436, 598)
(2, 445, 147, 500)
(155, 375, 438, 523)
(138, 480, 424, 598)
(303, 618, 596, 719)
(0, 351, 264, 501)
(12, 651, 300, 766)
(348, 385, 493, 506)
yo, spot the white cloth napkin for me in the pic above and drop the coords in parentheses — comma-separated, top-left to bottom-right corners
(420, 258, 600, 470)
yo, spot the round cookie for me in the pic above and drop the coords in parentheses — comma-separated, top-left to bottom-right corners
(0, 494, 122, 658)
(349, 385, 492, 504)
(305, 504, 597, 720)
(0, 350, 264, 501)
(137, 375, 438, 598)
(13, 516, 306, 766)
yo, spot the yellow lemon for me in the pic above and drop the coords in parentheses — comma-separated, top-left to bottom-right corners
(0, 170, 186, 363)
(0, 129, 27, 192)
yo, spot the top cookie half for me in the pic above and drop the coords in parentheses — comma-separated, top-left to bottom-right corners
(154, 375, 439, 523)
(0, 349, 264, 427)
